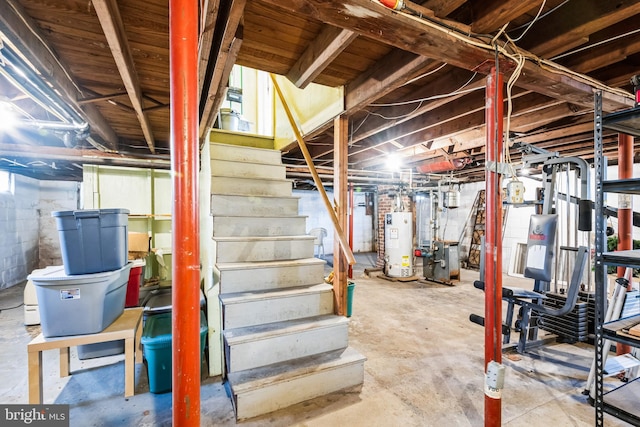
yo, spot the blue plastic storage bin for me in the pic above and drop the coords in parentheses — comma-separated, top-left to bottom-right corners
(28, 263, 131, 337)
(141, 311, 208, 393)
(52, 209, 129, 275)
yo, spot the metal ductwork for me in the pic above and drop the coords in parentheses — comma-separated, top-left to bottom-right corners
(415, 157, 471, 174)
(0, 40, 89, 146)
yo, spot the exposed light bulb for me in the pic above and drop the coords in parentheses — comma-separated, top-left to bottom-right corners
(386, 153, 402, 171)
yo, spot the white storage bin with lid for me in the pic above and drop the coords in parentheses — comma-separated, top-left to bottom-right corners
(28, 263, 132, 337)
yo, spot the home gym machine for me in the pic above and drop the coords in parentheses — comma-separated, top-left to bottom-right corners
(470, 146, 593, 353)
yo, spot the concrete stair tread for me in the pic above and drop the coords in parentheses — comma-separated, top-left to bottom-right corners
(211, 157, 284, 168)
(210, 175, 290, 184)
(227, 346, 366, 394)
(216, 257, 325, 271)
(213, 214, 306, 220)
(220, 283, 332, 304)
(223, 314, 347, 343)
(210, 142, 281, 162)
(211, 193, 299, 200)
(212, 235, 314, 243)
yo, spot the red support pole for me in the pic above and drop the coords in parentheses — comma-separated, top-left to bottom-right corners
(169, 0, 200, 425)
(484, 66, 503, 427)
(617, 133, 633, 356)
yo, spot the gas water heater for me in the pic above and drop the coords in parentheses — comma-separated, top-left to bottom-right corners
(384, 211, 413, 277)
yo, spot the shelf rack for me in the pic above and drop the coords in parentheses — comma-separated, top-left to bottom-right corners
(594, 91, 640, 426)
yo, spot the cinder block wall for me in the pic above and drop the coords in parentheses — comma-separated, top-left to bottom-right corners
(0, 175, 77, 289)
(38, 181, 78, 269)
(0, 175, 39, 289)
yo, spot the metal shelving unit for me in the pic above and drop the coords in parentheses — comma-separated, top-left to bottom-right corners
(594, 90, 640, 426)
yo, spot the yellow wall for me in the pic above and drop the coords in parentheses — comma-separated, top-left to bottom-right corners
(272, 74, 344, 151)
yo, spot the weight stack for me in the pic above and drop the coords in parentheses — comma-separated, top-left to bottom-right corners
(538, 292, 590, 343)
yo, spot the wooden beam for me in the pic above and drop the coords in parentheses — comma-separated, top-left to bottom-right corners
(199, 0, 221, 91)
(0, 143, 170, 169)
(350, 93, 577, 169)
(561, 33, 640, 75)
(92, 0, 156, 153)
(510, 103, 590, 133)
(345, 50, 436, 112)
(78, 92, 128, 104)
(258, 0, 633, 111)
(471, 0, 543, 34)
(349, 67, 483, 145)
(0, 0, 119, 150)
(420, 0, 465, 18)
(333, 114, 349, 316)
(291, 50, 439, 153)
(520, 0, 640, 59)
(198, 0, 247, 139)
(287, 26, 358, 89)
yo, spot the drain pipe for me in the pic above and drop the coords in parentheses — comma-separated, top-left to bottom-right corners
(169, 0, 200, 425)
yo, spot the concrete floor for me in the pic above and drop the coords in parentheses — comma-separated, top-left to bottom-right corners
(0, 253, 629, 426)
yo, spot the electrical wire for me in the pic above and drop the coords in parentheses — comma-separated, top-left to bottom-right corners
(365, 100, 424, 120)
(510, 0, 547, 43)
(400, 62, 448, 87)
(551, 27, 640, 61)
(390, 3, 632, 101)
(0, 302, 24, 311)
(507, 0, 570, 33)
(369, 72, 480, 107)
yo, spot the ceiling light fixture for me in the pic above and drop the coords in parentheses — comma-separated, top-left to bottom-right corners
(386, 153, 402, 171)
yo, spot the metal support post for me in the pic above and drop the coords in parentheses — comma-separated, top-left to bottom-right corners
(169, 0, 200, 424)
(484, 66, 504, 427)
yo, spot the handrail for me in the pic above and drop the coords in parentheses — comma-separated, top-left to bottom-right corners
(270, 74, 356, 266)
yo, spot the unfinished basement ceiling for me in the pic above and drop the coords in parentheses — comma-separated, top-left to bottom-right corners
(0, 0, 638, 182)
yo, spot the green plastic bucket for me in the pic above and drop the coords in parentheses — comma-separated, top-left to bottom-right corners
(347, 282, 355, 317)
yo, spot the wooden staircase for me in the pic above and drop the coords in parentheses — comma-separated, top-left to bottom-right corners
(209, 142, 366, 420)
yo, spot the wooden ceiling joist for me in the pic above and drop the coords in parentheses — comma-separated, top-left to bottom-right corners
(287, 26, 358, 89)
(520, 0, 640, 59)
(92, 0, 156, 153)
(470, 0, 544, 34)
(198, 0, 247, 140)
(258, 0, 633, 112)
(0, 0, 119, 150)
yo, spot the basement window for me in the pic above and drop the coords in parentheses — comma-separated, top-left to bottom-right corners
(0, 170, 13, 194)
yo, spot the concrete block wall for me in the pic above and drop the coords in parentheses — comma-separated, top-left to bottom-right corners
(0, 175, 77, 289)
(0, 175, 39, 288)
(295, 189, 336, 255)
(37, 181, 79, 269)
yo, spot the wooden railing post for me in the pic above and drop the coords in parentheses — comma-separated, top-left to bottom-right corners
(270, 74, 356, 266)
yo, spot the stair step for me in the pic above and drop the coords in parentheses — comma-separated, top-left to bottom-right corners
(210, 142, 282, 165)
(211, 193, 299, 217)
(224, 314, 348, 372)
(220, 283, 334, 329)
(211, 176, 292, 197)
(211, 158, 286, 180)
(212, 215, 307, 237)
(215, 258, 325, 293)
(212, 235, 314, 263)
(227, 346, 366, 420)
